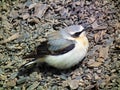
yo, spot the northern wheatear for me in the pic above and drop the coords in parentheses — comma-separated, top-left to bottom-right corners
(23, 25, 89, 69)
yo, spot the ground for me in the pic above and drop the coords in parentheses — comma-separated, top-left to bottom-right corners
(0, 0, 120, 90)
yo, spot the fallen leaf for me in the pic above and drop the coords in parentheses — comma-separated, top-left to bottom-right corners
(92, 20, 99, 29)
(94, 30, 106, 43)
(115, 22, 120, 28)
(94, 32, 101, 43)
(22, 13, 30, 20)
(87, 61, 102, 67)
(55, 6, 64, 12)
(89, 16, 96, 22)
(85, 85, 96, 90)
(92, 26, 107, 31)
(87, 59, 95, 65)
(6, 79, 16, 87)
(0, 74, 7, 80)
(27, 81, 40, 90)
(97, 57, 104, 62)
(9, 10, 19, 19)
(62, 81, 68, 87)
(99, 46, 109, 59)
(79, 79, 84, 86)
(0, 33, 21, 44)
(105, 75, 111, 84)
(27, 17, 40, 24)
(2, 16, 13, 30)
(33, 3, 48, 19)
(100, 30, 106, 40)
(94, 73, 100, 80)
(68, 80, 79, 89)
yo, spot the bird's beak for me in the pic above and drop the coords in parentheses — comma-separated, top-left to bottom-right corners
(80, 26, 92, 37)
(83, 26, 92, 31)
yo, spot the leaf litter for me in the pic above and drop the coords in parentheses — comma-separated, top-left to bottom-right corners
(0, 0, 120, 90)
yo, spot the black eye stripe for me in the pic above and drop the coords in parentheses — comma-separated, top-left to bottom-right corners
(73, 32, 81, 37)
(71, 31, 83, 37)
(71, 28, 86, 37)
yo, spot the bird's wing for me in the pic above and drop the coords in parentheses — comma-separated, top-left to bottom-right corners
(47, 31, 75, 55)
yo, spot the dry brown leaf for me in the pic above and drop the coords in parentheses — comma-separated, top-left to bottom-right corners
(33, 3, 48, 19)
(97, 57, 104, 62)
(100, 30, 106, 40)
(0, 33, 21, 44)
(55, 6, 64, 11)
(99, 46, 109, 59)
(68, 80, 79, 89)
(27, 17, 40, 24)
(90, 17, 99, 29)
(92, 26, 107, 31)
(22, 13, 30, 20)
(85, 85, 96, 90)
(62, 81, 68, 87)
(94, 30, 106, 43)
(6, 79, 16, 87)
(115, 22, 120, 28)
(94, 73, 100, 80)
(94, 32, 101, 43)
(89, 16, 96, 22)
(89, 16, 107, 30)
(105, 75, 111, 84)
(9, 10, 19, 19)
(87, 61, 102, 67)
(79, 79, 84, 86)
(87, 59, 95, 65)
(0, 74, 7, 80)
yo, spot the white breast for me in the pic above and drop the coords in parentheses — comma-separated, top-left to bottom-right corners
(45, 40, 88, 69)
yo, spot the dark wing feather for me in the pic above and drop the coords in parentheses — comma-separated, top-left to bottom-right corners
(50, 43, 75, 55)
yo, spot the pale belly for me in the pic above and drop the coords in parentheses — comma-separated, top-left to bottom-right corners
(45, 42, 88, 69)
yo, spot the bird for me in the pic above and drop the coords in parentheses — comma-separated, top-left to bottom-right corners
(22, 25, 89, 69)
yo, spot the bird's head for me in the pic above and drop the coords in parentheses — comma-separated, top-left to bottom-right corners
(61, 25, 88, 41)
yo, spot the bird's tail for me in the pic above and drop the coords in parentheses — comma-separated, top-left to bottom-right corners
(19, 59, 37, 70)
(18, 59, 38, 76)
(24, 60, 36, 67)
(20, 57, 45, 69)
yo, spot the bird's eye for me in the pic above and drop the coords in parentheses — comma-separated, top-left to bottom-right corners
(72, 32, 81, 37)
